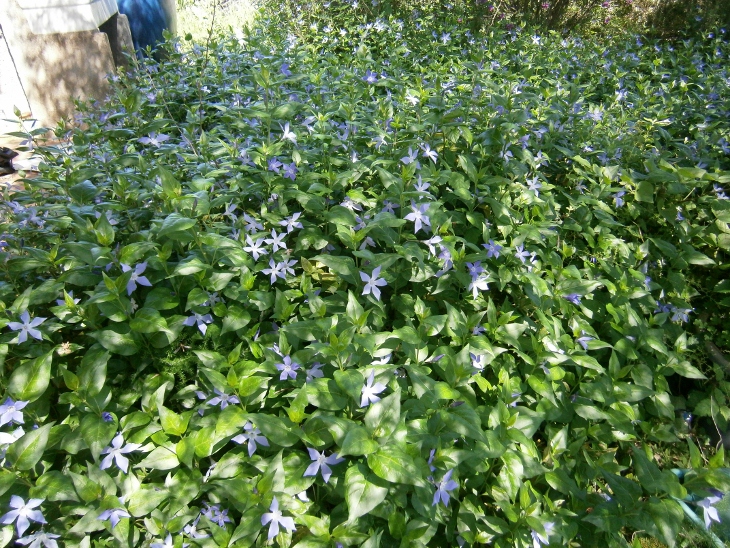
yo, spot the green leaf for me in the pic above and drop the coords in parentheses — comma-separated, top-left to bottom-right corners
(311, 254, 358, 283)
(158, 405, 191, 437)
(364, 391, 400, 439)
(136, 445, 180, 470)
(69, 180, 98, 203)
(77, 345, 109, 397)
(367, 443, 425, 486)
(635, 180, 654, 203)
(220, 305, 251, 335)
(345, 463, 389, 521)
(335, 369, 365, 403)
(7, 423, 52, 470)
(157, 213, 197, 239)
(602, 472, 641, 507)
(79, 414, 116, 458)
(647, 498, 683, 548)
(127, 487, 169, 517)
(247, 414, 300, 447)
(91, 325, 140, 356)
(7, 351, 52, 402)
(339, 426, 379, 457)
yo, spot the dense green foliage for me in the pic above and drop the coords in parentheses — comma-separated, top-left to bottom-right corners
(1, 4, 730, 547)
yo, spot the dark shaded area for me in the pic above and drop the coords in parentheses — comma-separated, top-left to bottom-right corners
(0, 147, 18, 174)
(117, 0, 177, 57)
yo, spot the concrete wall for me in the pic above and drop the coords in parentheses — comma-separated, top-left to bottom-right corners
(0, 24, 32, 134)
(0, 0, 134, 131)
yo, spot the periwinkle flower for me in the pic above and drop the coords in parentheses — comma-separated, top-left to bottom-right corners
(468, 276, 489, 299)
(483, 239, 502, 258)
(563, 293, 582, 305)
(360, 266, 387, 300)
(7, 311, 46, 344)
(261, 497, 296, 540)
(303, 448, 345, 483)
(0, 397, 28, 427)
(0, 496, 46, 537)
(613, 190, 626, 207)
(276, 355, 300, 380)
(405, 202, 431, 234)
(232, 421, 269, 456)
(120, 262, 152, 296)
(262, 259, 287, 285)
(138, 132, 170, 147)
(279, 212, 303, 233)
(280, 122, 297, 144)
(268, 158, 283, 173)
(202, 503, 232, 527)
(514, 245, 531, 263)
(697, 493, 722, 528)
(305, 362, 324, 383)
(432, 469, 459, 507)
(576, 336, 594, 351)
(531, 522, 555, 547)
(243, 236, 268, 261)
(265, 229, 287, 252)
(205, 389, 240, 410)
(98, 507, 131, 529)
(99, 432, 142, 473)
(183, 312, 214, 335)
(360, 370, 386, 407)
(282, 162, 298, 180)
(420, 143, 438, 163)
(15, 530, 60, 548)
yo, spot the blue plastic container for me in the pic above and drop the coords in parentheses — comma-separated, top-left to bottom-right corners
(116, 0, 177, 56)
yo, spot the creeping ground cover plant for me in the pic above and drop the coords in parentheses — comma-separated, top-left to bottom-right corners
(1, 3, 730, 546)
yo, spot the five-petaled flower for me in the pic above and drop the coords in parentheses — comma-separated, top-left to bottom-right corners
(360, 266, 387, 301)
(483, 239, 502, 259)
(531, 522, 555, 547)
(276, 355, 300, 380)
(120, 262, 152, 296)
(305, 362, 324, 383)
(151, 533, 189, 548)
(7, 311, 46, 344)
(0, 496, 46, 537)
(563, 293, 582, 305)
(99, 432, 142, 473)
(613, 190, 626, 207)
(261, 497, 296, 541)
(303, 448, 345, 483)
(98, 507, 131, 529)
(183, 312, 214, 335)
(15, 530, 60, 548)
(421, 143, 438, 163)
(0, 397, 28, 427)
(138, 132, 170, 147)
(697, 493, 723, 528)
(432, 469, 459, 507)
(361, 370, 387, 407)
(405, 202, 431, 234)
(232, 421, 269, 456)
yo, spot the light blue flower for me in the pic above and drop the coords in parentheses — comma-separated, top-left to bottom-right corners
(120, 262, 152, 296)
(432, 469, 458, 507)
(261, 497, 296, 540)
(7, 311, 46, 343)
(361, 370, 386, 407)
(0, 496, 46, 537)
(232, 421, 269, 456)
(360, 266, 387, 300)
(303, 448, 345, 483)
(98, 507, 130, 529)
(0, 397, 28, 427)
(99, 432, 142, 473)
(483, 239, 502, 259)
(15, 530, 60, 548)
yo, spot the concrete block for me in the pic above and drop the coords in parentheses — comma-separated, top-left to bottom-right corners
(0, 0, 119, 128)
(16, 0, 119, 35)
